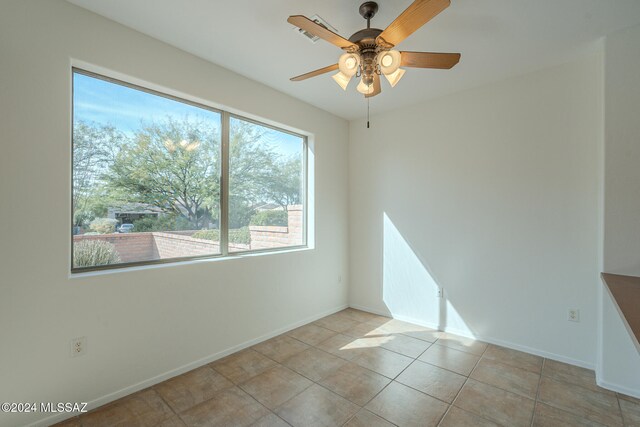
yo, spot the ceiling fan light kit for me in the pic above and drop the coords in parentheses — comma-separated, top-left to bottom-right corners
(338, 53, 360, 77)
(384, 67, 406, 87)
(331, 71, 351, 90)
(378, 50, 401, 74)
(357, 79, 374, 95)
(287, 0, 460, 100)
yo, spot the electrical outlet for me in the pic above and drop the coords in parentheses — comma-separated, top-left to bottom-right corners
(568, 309, 580, 322)
(70, 336, 87, 357)
(436, 287, 443, 298)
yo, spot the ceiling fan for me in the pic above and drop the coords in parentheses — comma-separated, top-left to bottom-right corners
(288, 0, 460, 98)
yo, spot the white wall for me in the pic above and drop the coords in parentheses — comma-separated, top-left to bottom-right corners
(0, 1, 348, 426)
(349, 54, 602, 368)
(599, 23, 640, 397)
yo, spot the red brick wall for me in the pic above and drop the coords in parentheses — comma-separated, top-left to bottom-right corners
(287, 205, 304, 245)
(160, 230, 199, 236)
(158, 230, 249, 252)
(73, 233, 156, 263)
(74, 206, 303, 265)
(153, 232, 220, 258)
(249, 205, 304, 250)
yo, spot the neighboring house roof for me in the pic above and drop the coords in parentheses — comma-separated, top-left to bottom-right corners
(108, 203, 164, 216)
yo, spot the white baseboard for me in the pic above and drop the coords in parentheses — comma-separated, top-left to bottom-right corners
(32, 304, 348, 427)
(596, 378, 640, 399)
(348, 303, 391, 318)
(349, 304, 595, 370)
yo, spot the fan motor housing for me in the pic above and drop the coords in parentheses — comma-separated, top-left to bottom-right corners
(348, 28, 383, 48)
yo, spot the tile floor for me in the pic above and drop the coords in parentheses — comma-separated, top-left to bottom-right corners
(55, 308, 640, 427)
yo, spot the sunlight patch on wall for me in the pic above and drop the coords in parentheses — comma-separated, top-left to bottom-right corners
(382, 212, 473, 337)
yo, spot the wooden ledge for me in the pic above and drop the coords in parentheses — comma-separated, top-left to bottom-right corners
(602, 273, 640, 353)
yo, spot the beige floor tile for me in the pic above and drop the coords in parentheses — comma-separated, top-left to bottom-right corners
(542, 359, 614, 395)
(365, 381, 449, 427)
(396, 360, 466, 403)
(283, 347, 347, 381)
(401, 326, 442, 343)
(179, 386, 269, 426)
(379, 333, 432, 358)
(157, 415, 187, 427)
(275, 384, 359, 427)
(374, 318, 430, 336)
(252, 335, 310, 363)
(435, 333, 488, 356)
(418, 344, 480, 376)
(352, 346, 414, 378)
(619, 398, 640, 426)
(344, 409, 395, 427)
(81, 388, 174, 427)
(470, 357, 540, 399)
(532, 402, 607, 427)
(439, 406, 500, 427)
(344, 316, 428, 339)
(154, 366, 233, 413)
(249, 413, 291, 427)
(315, 333, 364, 361)
(286, 324, 336, 346)
(239, 365, 312, 410)
(343, 335, 394, 351)
(319, 362, 391, 406)
(211, 349, 277, 384)
(618, 393, 640, 405)
(364, 315, 395, 327)
(453, 379, 535, 427)
(51, 417, 82, 427)
(342, 322, 388, 338)
(538, 376, 623, 426)
(483, 344, 543, 373)
(341, 308, 388, 324)
(314, 312, 362, 333)
(74, 315, 633, 427)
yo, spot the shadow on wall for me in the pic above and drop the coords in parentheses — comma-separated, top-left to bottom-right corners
(382, 212, 475, 338)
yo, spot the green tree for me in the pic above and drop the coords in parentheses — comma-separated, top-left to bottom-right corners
(106, 118, 220, 229)
(73, 121, 125, 225)
(228, 119, 303, 226)
(265, 155, 303, 210)
(74, 118, 304, 231)
(228, 119, 274, 227)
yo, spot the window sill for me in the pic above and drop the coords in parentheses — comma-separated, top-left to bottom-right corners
(69, 245, 312, 279)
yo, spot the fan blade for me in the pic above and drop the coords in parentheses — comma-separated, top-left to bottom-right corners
(288, 15, 357, 50)
(377, 0, 450, 47)
(365, 74, 382, 98)
(290, 64, 339, 81)
(400, 51, 460, 69)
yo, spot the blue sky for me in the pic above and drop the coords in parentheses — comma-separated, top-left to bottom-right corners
(73, 72, 302, 157)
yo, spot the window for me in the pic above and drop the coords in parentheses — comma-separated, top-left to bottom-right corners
(72, 69, 307, 272)
(229, 117, 306, 252)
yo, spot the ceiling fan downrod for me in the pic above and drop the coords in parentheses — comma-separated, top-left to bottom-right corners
(359, 1, 378, 29)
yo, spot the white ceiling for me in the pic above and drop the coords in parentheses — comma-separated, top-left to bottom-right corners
(67, 0, 640, 120)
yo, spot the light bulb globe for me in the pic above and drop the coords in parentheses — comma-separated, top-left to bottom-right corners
(378, 50, 401, 75)
(338, 53, 360, 77)
(331, 71, 351, 90)
(356, 78, 373, 95)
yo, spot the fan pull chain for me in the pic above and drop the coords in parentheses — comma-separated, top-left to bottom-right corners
(367, 98, 370, 129)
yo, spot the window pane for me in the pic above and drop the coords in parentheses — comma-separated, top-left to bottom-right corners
(229, 117, 305, 252)
(72, 71, 221, 269)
